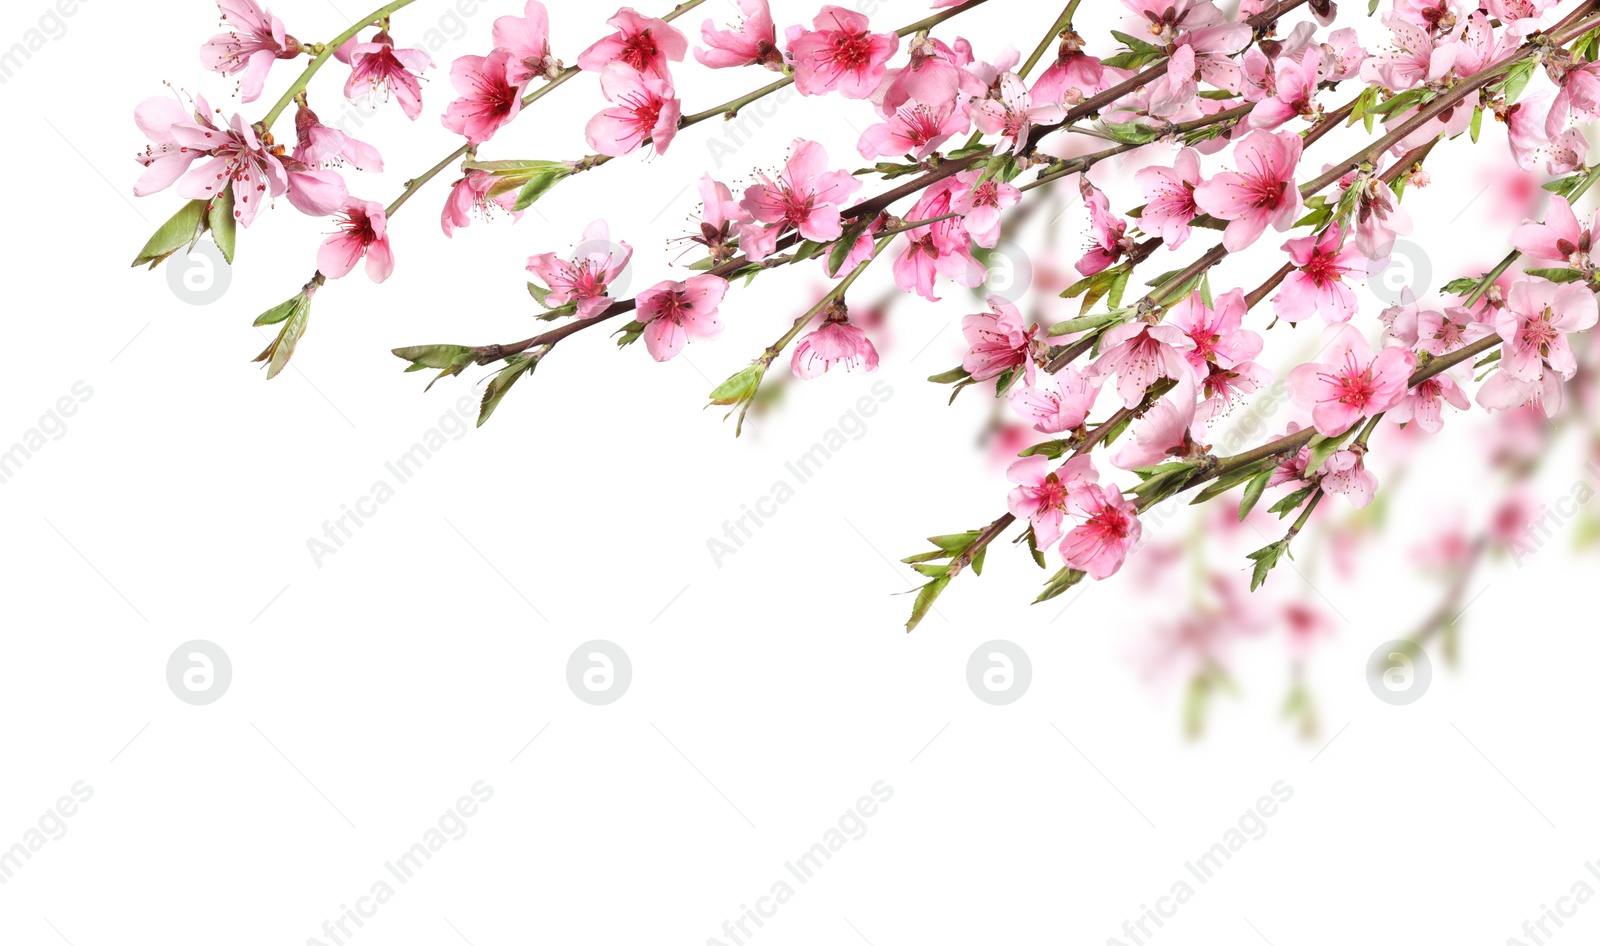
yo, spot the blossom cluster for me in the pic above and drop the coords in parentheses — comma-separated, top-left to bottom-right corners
(129, 0, 1600, 641)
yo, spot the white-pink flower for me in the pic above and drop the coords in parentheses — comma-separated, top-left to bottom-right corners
(1112, 374, 1203, 470)
(637, 274, 728, 361)
(786, 6, 899, 99)
(1510, 195, 1596, 267)
(1192, 130, 1303, 252)
(494, 0, 558, 86)
(585, 62, 682, 157)
(1493, 277, 1599, 384)
(858, 98, 969, 162)
(1135, 148, 1202, 250)
(963, 296, 1038, 384)
(577, 7, 689, 82)
(738, 139, 862, 260)
(526, 220, 634, 319)
(1273, 224, 1363, 323)
(318, 199, 394, 283)
(441, 171, 523, 237)
(1009, 368, 1102, 433)
(791, 317, 879, 378)
(1061, 484, 1142, 579)
(1093, 322, 1195, 408)
(1008, 454, 1098, 549)
(696, 0, 781, 70)
(442, 49, 526, 145)
(200, 0, 295, 103)
(339, 30, 432, 120)
(949, 170, 1020, 249)
(973, 73, 1065, 156)
(1286, 325, 1416, 437)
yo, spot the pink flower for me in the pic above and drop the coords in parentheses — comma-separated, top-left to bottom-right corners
(1008, 454, 1098, 549)
(1320, 28, 1368, 81)
(1147, 44, 1200, 118)
(1268, 423, 1313, 487)
(494, 1, 558, 86)
(1249, 49, 1321, 129)
(293, 104, 382, 171)
(949, 170, 1020, 249)
(281, 165, 349, 218)
(737, 139, 862, 260)
(1287, 325, 1417, 437)
(682, 174, 751, 260)
(1135, 148, 1202, 250)
(1172, 21, 1253, 94)
(441, 171, 523, 237)
(637, 274, 728, 361)
(1546, 58, 1600, 139)
(1093, 322, 1195, 408)
(1510, 195, 1596, 267)
(857, 98, 969, 162)
(172, 102, 287, 227)
(892, 180, 985, 300)
(1061, 485, 1142, 580)
(786, 6, 899, 99)
(1347, 170, 1413, 260)
(963, 296, 1038, 383)
(1076, 183, 1135, 277)
(200, 0, 295, 104)
(526, 220, 634, 319)
(318, 199, 394, 282)
(1169, 289, 1261, 369)
(339, 30, 432, 120)
(1192, 130, 1303, 252)
(696, 0, 781, 70)
(1009, 368, 1102, 433)
(1320, 450, 1378, 508)
(1273, 224, 1363, 323)
(1359, 15, 1457, 91)
(1030, 43, 1109, 108)
(1493, 277, 1599, 384)
(1122, 0, 1227, 44)
(442, 49, 525, 145)
(578, 7, 689, 83)
(585, 62, 682, 157)
(133, 96, 207, 198)
(1509, 93, 1589, 175)
(791, 316, 879, 378)
(1415, 305, 1492, 355)
(1112, 374, 1202, 470)
(973, 73, 1065, 156)
(1391, 370, 1471, 433)
(877, 35, 985, 112)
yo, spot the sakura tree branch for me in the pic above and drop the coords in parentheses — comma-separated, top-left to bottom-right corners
(257, 0, 420, 133)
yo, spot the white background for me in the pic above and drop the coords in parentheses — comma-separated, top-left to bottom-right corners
(2, 1, 1599, 944)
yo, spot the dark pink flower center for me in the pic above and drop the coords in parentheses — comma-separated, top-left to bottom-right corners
(1301, 249, 1348, 287)
(1319, 353, 1379, 407)
(619, 31, 661, 72)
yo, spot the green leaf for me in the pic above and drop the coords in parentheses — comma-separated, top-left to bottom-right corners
(1238, 467, 1273, 521)
(1469, 105, 1483, 144)
(1246, 538, 1292, 591)
(478, 355, 539, 426)
(1268, 484, 1318, 519)
(252, 294, 312, 380)
(709, 363, 765, 406)
(1018, 439, 1075, 459)
(1440, 276, 1480, 296)
(254, 295, 303, 327)
(906, 577, 951, 632)
(928, 365, 971, 384)
(513, 168, 572, 211)
(828, 218, 871, 275)
(1034, 565, 1087, 604)
(392, 343, 481, 391)
(1526, 267, 1585, 283)
(131, 199, 210, 270)
(208, 189, 237, 264)
(1099, 120, 1165, 145)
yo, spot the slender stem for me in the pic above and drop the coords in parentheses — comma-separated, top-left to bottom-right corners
(679, 76, 793, 126)
(388, 145, 470, 217)
(1018, 1, 1082, 80)
(258, 0, 418, 133)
